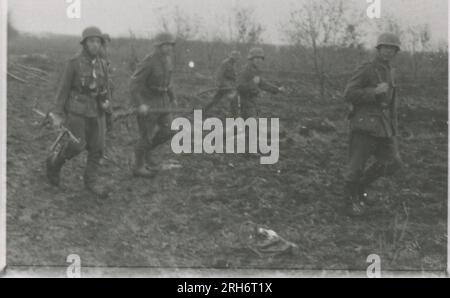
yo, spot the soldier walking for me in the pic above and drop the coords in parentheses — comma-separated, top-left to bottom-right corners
(236, 47, 285, 119)
(46, 26, 112, 198)
(129, 32, 178, 178)
(204, 50, 241, 116)
(235, 47, 285, 156)
(343, 33, 403, 216)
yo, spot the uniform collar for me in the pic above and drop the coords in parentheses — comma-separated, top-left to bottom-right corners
(373, 55, 391, 70)
(81, 48, 99, 62)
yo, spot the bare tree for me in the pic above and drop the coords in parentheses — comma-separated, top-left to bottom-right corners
(174, 7, 201, 41)
(156, 7, 202, 70)
(283, 0, 359, 99)
(233, 6, 265, 45)
(342, 24, 363, 49)
(405, 24, 431, 80)
(374, 15, 432, 80)
(372, 14, 405, 47)
(437, 39, 448, 53)
(158, 6, 201, 41)
(382, 16, 404, 38)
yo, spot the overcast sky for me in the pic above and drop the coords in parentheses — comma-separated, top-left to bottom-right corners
(8, 0, 449, 47)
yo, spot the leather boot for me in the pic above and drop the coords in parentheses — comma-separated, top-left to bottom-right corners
(144, 149, 157, 168)
(84, 152, 110, 198)
(133, 146, 154, 178)
(150, 129, 175, 151)
(45, 150, 65, 186)
(358, 163, 388, 206)
(360, 162, 385, 188)
(344, 182, 366, 216)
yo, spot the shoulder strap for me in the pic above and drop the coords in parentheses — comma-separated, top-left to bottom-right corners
(390, 68, 396, 88)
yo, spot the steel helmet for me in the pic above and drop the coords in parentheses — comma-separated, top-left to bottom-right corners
(376, 32, 401, 51)
(154, 32, 176, 47)
(80, 26, 105, 44)
(248, 47, 265, 60)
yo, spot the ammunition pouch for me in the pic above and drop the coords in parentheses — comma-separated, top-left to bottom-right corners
(67, 89, 107, 117)
(348, 106, 394, 138)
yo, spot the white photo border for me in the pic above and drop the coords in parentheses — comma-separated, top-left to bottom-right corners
(447, 0, 450, 276)
(0, 0, 448, 278)
(0, 0, 8, 275)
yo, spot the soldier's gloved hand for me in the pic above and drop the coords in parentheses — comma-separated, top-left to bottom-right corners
(375, 82, 389, 95)
(138, 104, 150, 115)
(253, 76, 261, 85)
(101, 100, 111, 110)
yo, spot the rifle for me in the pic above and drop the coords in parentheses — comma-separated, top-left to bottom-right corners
(32, 108, 80, 151)
(113, 107, 193, 122)
(196, 86, 234, 97)
(201, 87, 239, 115)
(99, 54, 114, 132)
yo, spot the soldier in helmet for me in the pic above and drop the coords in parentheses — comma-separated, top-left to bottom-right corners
(46, 26, 111, 198)
(236, 47, 285, 119)
(129, 32, 178, 178)
(204, 50, 241, 116)
(343, 32, 403, 216)
(236, 47, 285, 157)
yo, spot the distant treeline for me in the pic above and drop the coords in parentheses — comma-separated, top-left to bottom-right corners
(8, 34, 448, 94)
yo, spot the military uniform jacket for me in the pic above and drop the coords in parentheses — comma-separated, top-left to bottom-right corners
(55, 50, 109, 118)
(344, 57, 398, 138)
(237, 63, 279, 101)
(99, 47, 115, 92)
(129, 51, 176, 108)
(216, 57, 236, 89)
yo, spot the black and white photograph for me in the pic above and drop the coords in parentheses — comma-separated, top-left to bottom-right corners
(0, 0, 448, 278)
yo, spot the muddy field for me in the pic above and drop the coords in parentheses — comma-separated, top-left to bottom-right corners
(6, 37, 448, 272)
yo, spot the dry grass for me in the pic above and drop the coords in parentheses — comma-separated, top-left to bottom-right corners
(6, 34, 447, 271)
